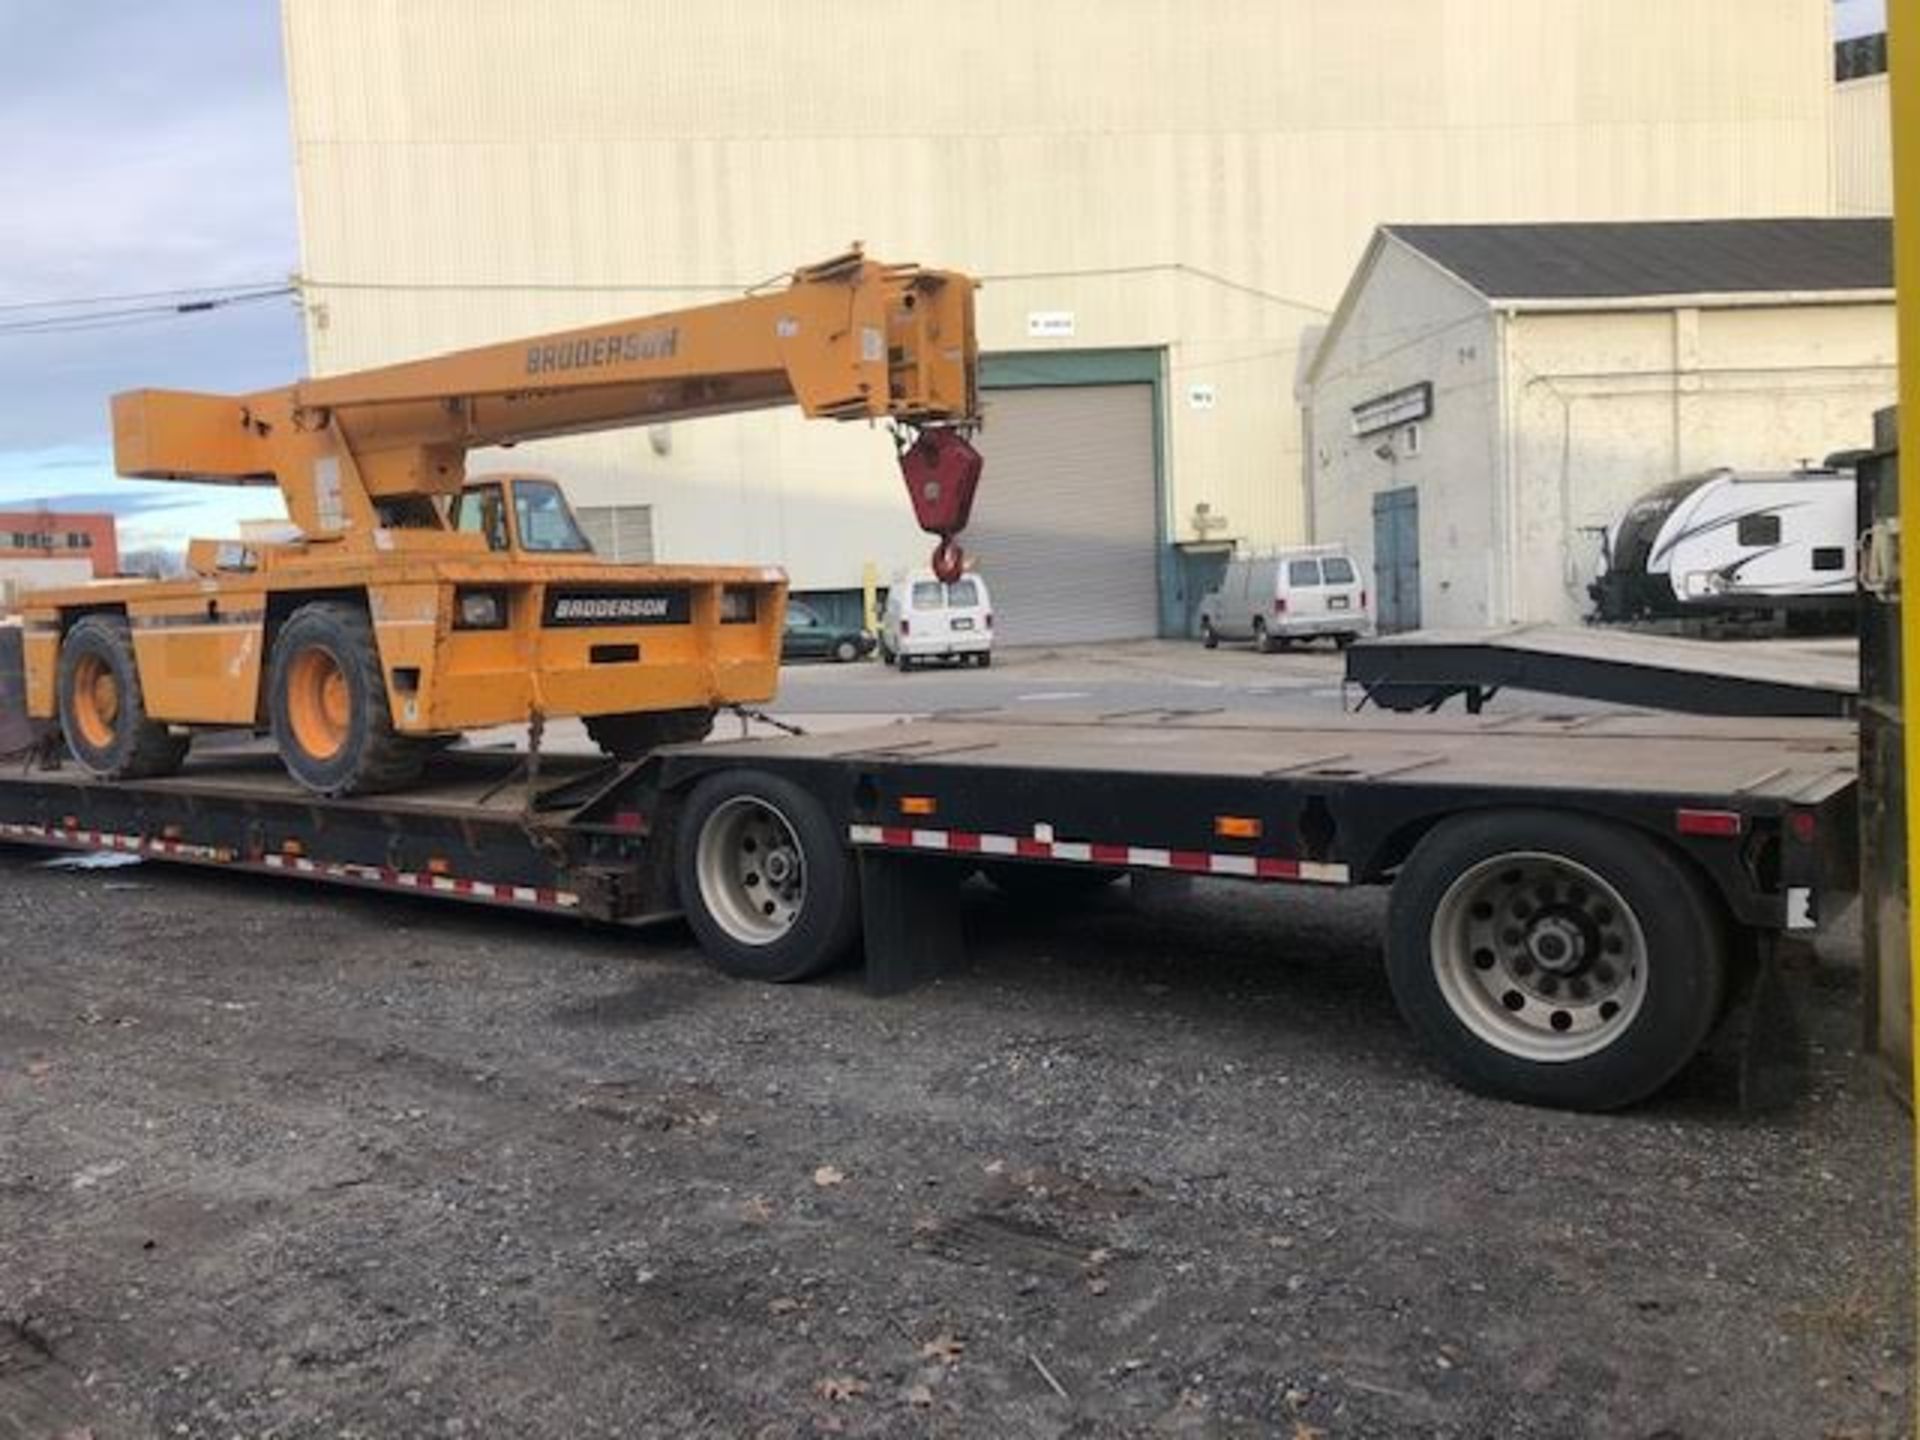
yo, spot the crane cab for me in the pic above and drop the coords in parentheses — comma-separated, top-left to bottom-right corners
(446, 475, 595, 558)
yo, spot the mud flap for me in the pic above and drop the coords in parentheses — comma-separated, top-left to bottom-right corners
(1717, 935, 1813, 1113)
(859, 850, 965, 996)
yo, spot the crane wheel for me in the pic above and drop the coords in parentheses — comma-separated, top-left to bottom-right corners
(584, 707, 716, 761)
(268, 602, 425, 796)
(55, 614, 189, 780)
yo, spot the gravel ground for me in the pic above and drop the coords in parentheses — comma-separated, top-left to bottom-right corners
(0, 848, 1910, 1439)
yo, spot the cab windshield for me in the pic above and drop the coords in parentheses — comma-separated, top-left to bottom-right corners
(512, 480, 593, 553)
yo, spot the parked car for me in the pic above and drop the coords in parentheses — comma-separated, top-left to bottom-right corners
(1199, 546, 1371, 651)
(780, 600, 874, 663)
(878, 570, 994, 669)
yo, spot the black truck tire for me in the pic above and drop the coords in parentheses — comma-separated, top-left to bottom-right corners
(585, 707, 715, 760)
(56, 614, 189, 779)
(1386, 809, 1727, 1111)
(675, 768, 861, 983)
(268, 602, 425, 796)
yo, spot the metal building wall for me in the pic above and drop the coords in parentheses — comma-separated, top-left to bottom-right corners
(282, 0, 1838, 595)
(1835, 74, 1894, 215)
(1308, 245, 1897, 629)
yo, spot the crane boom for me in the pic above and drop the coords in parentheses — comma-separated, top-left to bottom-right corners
(111, 248, 982, 574)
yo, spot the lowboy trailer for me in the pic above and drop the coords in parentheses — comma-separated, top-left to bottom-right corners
(0, 699, 1857, 1112)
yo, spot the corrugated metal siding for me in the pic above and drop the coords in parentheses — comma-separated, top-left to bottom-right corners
(964, 385, 1160, 645)
(283, 0, 1837, 589)
(574, 504, 654, 563)
(1834, 75, 1893, 216)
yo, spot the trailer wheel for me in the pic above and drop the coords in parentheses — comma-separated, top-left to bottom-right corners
(56, 614, 189, 779)
(585, 708, 715, 760)
(1386, 810, 1726, 1111)
(268, 602, 425, 796)
(676, 769, 860, 982)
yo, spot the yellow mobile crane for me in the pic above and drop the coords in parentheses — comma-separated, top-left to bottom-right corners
(18, 249, 981, 795)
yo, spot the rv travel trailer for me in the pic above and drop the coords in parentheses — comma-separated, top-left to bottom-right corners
(1587, 462, 1861, 628)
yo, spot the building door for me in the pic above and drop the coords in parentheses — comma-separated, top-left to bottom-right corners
(1371, 487, 1421, 633)
(965, 384, 1160, 646)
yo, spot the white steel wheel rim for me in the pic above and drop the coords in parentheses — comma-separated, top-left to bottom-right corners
(697, 796, 807, 945)
(1429, 851, 1648, 1063)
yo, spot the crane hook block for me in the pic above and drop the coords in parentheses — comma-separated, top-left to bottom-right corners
(899, 426, 982, 584)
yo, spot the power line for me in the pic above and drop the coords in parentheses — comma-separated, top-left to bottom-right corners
(0, 280, 292, 316)
(0, 286, 296, 338)
(297, 262, 1336, 314)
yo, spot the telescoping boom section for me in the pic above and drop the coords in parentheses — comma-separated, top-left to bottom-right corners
(111, 249, 982, 570)
(18, 251, 983, 798)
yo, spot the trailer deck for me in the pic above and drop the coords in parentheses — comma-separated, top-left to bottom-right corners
(0, 707, 1862, 1109)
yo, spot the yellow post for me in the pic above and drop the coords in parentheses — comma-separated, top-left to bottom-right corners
(1895, 0, 1920, 1406)
(862, 561, 880, 634)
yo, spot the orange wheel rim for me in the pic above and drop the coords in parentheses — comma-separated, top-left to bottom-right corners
(286, 647, 351, 761)
(70, 654, 120, 750)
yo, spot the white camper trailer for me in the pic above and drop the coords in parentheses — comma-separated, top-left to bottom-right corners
(1588, 464, 1859, 627)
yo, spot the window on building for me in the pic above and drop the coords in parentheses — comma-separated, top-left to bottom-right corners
(1811, 546, 1846, 572)
(65, 533, 91, 549)
(1288, 559, 1322, 586)
(573, 503, 655, 562)
(1736, 513, 1782, 547)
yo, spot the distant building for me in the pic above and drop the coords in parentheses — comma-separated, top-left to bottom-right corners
(0, 512, 119, 578)
(1834, 33, 1892, 216)
(283, 0, 1844, 642)
(1303, 218, 1896, 630)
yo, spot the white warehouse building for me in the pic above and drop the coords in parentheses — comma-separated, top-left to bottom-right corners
(282, 0, 1846, 641)
(1303, 218, 1896, 629)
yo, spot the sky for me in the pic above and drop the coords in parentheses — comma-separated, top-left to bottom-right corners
(1835, 0, 1888, 38)
(0, 2, 302, 550)
(0, 0, 1895, 555)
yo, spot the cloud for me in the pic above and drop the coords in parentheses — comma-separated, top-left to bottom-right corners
(0, 445, 285, 548)
(0, 2, 305, 456)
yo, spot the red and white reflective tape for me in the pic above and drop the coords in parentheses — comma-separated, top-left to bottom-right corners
(259, 853, 576, 909)
(848, 823, 1350, 884)
(0, 820, 577, 911)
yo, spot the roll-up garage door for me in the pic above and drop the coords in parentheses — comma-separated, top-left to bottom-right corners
(963, 383, 1161, 645)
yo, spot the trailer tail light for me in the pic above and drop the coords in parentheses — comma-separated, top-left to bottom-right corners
(900, 618, 911, 635)
(985, 612, 993, 629)
(1273, 598, 1288, 615)
(1214, 815, 1263, 840)
(1676, 808, 1743, 838)
(1360, 589, 1368, 610)
(900, 795, 937, 817)
(1789, 811, 1817, 844)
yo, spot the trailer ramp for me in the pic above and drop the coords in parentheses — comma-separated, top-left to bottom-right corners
(1345, 624, 1858, 719)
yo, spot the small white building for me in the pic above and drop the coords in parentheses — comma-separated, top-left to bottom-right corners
(1302, 218, 1895, 631)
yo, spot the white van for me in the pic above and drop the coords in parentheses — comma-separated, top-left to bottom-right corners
(1198, 546, 1371, 651)
(879, 570, 994, 669)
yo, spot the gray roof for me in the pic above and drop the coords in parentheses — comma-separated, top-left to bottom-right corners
(1384, 218, 1893, 301)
